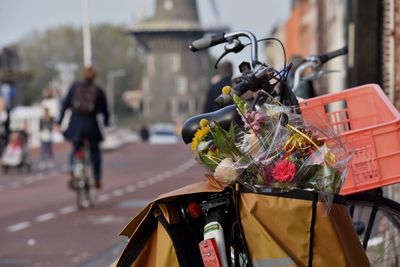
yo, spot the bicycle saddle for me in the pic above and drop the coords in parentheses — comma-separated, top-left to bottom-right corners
(181, 104, 242, 144)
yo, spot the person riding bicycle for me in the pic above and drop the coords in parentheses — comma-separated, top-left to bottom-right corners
(58, 66, 109, 189)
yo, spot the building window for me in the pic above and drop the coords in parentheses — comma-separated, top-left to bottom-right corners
(178, 101, 189, 114)
(175, 76, 188, 95)
(142, 77, 150, 93)
(171, 53, 181, 72)
(166, 100, 172, 114)
(147, 54, 155, 75)
(164, 0, 173, 11)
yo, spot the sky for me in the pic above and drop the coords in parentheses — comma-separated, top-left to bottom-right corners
(0, 0, 290, 74)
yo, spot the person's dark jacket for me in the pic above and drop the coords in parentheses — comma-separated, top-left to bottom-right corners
(203, 76, 232, 113)
(58, 81, 109, 143)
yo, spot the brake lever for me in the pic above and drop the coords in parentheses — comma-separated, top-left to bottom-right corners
(302, 69, 341, 81)
(214, 39, 245, 69)
(302, 70, 323, 81)
(214, 51, 230, 69)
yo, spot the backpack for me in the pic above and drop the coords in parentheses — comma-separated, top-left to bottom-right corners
(72, 83, 97, 115)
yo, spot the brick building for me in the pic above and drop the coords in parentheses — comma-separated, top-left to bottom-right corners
(268, 0, 400, 108)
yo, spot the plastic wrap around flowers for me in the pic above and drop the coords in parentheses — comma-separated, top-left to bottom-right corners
(191, 86, 352, 194)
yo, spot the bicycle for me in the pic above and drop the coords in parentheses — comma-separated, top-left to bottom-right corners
(184, 30, 400, 266)
(114, 30, 400, 267)
(71, 140, 96, 209)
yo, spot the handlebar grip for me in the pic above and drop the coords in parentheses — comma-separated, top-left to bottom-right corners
(189, 33, 226, 52)
(319, 46, 348, 64)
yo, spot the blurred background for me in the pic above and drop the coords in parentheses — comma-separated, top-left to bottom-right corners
(0, 0, 290, 134)
(0, 0, 399, 266)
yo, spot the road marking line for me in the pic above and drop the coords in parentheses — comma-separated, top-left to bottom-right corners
(117, 199, 151, 208)
(59, 206, 76, 214)
(49, 170, 59, 176)
(125, 185, 136, 193)
(7, 221, 31, 232)
(98, 194, 111, 202)
(35, 212, 56, 222)
(155, 175, 164, 181)
(24, 178, 35, 184)
(10, 182, 21, 189)
(112, 189, 124, 197)
(148, 177, 157, 184)
(5, 159, 197, 233)
(137, 181, 147, 188)
(24, 175, 34, 181)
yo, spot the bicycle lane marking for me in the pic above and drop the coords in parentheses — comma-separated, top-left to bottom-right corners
(4, 159, 196, 233)
(7, 222, 31, 232)
(1, 169, 64, 191)
(35, 212, 56, 222)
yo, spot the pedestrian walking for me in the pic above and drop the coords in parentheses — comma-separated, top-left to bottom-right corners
(38, 107, 54, 170)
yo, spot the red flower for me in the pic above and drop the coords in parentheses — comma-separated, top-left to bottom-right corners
(271, 159, 297, 182)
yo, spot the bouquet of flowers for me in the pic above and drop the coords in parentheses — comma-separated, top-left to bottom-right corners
(191, 86, 352, 194)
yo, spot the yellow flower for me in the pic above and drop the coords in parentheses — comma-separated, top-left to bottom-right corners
(199, 119, 209, 129)
(191, 127, 209, 151)
(222, 85, 232, 95)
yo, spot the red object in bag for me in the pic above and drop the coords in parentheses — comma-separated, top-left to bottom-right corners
(199, 238, 222, 267)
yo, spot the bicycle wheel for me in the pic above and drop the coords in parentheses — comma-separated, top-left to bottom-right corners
(346, 191, 400, 266)
(83, 159, 95, 207)
(73, 160, 88, 209)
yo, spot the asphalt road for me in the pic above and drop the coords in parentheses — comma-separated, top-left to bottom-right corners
(0, 141, 205, 267)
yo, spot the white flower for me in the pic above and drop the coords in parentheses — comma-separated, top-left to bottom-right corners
(214, 158, 238, 185)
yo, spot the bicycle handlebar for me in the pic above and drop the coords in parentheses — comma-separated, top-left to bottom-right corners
(189, 31, 260, 67)
(292, 46, 348, 92)
(318, 46, 348, 64)
(214, 65, 272, 107)
(189, 33, 227, 52)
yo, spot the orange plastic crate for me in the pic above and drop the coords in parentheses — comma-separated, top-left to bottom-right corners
(300, 84, 400, 195)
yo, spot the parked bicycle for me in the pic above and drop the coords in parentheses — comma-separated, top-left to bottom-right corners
(71, 140, 96, 209)
(186, 30, 400, 266)
(114, 30, 400, 267)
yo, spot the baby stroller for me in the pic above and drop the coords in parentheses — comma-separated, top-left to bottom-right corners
(1, 130, 31, 173)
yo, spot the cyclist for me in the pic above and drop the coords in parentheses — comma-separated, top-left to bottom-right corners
(58, 66, 109, 189)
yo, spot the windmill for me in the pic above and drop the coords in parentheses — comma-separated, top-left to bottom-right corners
(128, 0, 227, 123)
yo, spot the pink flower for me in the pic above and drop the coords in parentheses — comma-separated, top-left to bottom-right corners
(271, 160, 297, 182)
(242, 111, 267, 134)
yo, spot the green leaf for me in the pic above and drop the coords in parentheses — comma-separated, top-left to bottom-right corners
(212, 123, 228, 151)
(198, 153, 217, 171)
(228, 123, 236, 140)
(232, 94, 247, 114)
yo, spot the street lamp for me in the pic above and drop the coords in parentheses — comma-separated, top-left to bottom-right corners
(106, 69, 126, 125)
(81, 0, 92, 67)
